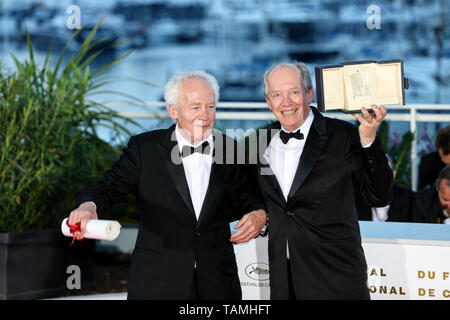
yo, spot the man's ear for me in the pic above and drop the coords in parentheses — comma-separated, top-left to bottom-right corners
(168, 104, 178, 121)
(307, 88, 314, 104)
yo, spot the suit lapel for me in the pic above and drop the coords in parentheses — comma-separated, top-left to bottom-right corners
(260, 165, 287, 207)
(196, 130, 225, 227)
(287, 107, 328, 201)
(157, 125, 196, 220)
(257, 122, 287, 207)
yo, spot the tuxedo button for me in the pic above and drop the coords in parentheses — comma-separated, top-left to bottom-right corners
(286, 211, 294, 216)
(194, 232, 201, 237)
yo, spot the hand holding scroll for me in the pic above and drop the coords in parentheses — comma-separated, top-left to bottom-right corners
(67, 202, 99, 241)
(62, 218, 121, 243)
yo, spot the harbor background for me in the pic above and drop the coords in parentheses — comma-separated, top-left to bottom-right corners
(1, 0, 449, 146)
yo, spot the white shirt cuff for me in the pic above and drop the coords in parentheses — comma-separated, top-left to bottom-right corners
(362, 141, 374, 148)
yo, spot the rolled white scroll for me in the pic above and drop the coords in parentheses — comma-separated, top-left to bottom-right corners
(61, 218, 121, 241)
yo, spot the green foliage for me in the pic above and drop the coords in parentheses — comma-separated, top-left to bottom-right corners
(377, 121, 414, 188)
(0, 20, 142, 232)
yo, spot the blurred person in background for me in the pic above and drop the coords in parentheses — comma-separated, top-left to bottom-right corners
(418, 125, 450, 190)
(355, 155, 413, 222)
(413, 165, 450, 224)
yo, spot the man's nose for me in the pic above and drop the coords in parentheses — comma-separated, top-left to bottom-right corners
(198, 106, 210, 120)
(281, 94, 292, 106)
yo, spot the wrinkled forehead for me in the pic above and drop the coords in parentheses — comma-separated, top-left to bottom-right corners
(178, 78, 215, 102)
(179, 77, 213, 94)
(267, 65, 304, 90)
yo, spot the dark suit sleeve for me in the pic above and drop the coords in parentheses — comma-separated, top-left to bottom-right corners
(411, 187, 440, 223)
(74, 135, 141, 214)
(228, 141, 267, 221)
(418, 152, 445, 190)
(353, 189, 372, 221)
(348, 128, 394, 208)
(411, 189, 429, 223)
(387, 185, 414, 222)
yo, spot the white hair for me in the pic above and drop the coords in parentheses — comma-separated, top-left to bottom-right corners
(164, 70, 220, 109)
(263, 61, 313, 97)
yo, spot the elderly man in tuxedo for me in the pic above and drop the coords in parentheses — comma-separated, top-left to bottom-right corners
(68, 70, 267, 300)
(252, 62, 393, 300)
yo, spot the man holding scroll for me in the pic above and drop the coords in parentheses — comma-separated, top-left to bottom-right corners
(68, 71, 267, 299)
(252, 62, 393, 299)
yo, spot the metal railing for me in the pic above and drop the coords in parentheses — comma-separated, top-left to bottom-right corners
(114, 102, 450, 191)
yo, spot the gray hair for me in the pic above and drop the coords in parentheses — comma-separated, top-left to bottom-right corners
(437, 165, 450, 188)
(164, 70, 220, 110)
(263, 61, 313, 97)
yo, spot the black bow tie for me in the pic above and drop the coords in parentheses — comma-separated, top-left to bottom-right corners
(181, 141, 211, 158)
(279, 129, 304, 144)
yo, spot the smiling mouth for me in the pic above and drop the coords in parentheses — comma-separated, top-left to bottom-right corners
(195, 124, 210, 129)
(281, 109, 297, 116)
(194, 121, 210, 127)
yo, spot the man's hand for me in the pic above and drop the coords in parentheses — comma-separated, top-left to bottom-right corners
(352, 105, 387, 146)
(68, 202, 98, 240)
(230, 209, 267, 244)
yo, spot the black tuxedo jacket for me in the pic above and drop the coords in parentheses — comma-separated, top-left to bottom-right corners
(252, 107, 393, 300)
(75, 124, 265, 299)
(355, 184, 413, 222)
(418, 151, 445, 190)
(412, 185, 446, 223)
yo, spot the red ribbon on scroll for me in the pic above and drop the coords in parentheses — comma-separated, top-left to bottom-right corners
(66, 219, 83, 247)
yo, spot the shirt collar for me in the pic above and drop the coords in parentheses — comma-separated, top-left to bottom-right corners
(279, 107, 315, 140)
(175, 124, 214, 153)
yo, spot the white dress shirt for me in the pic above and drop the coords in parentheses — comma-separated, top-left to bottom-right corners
(371, 206, 390, 222)
(264, 109, 315, 259)
(175, 124, 213, 220)
(264, 109, 315, 201)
